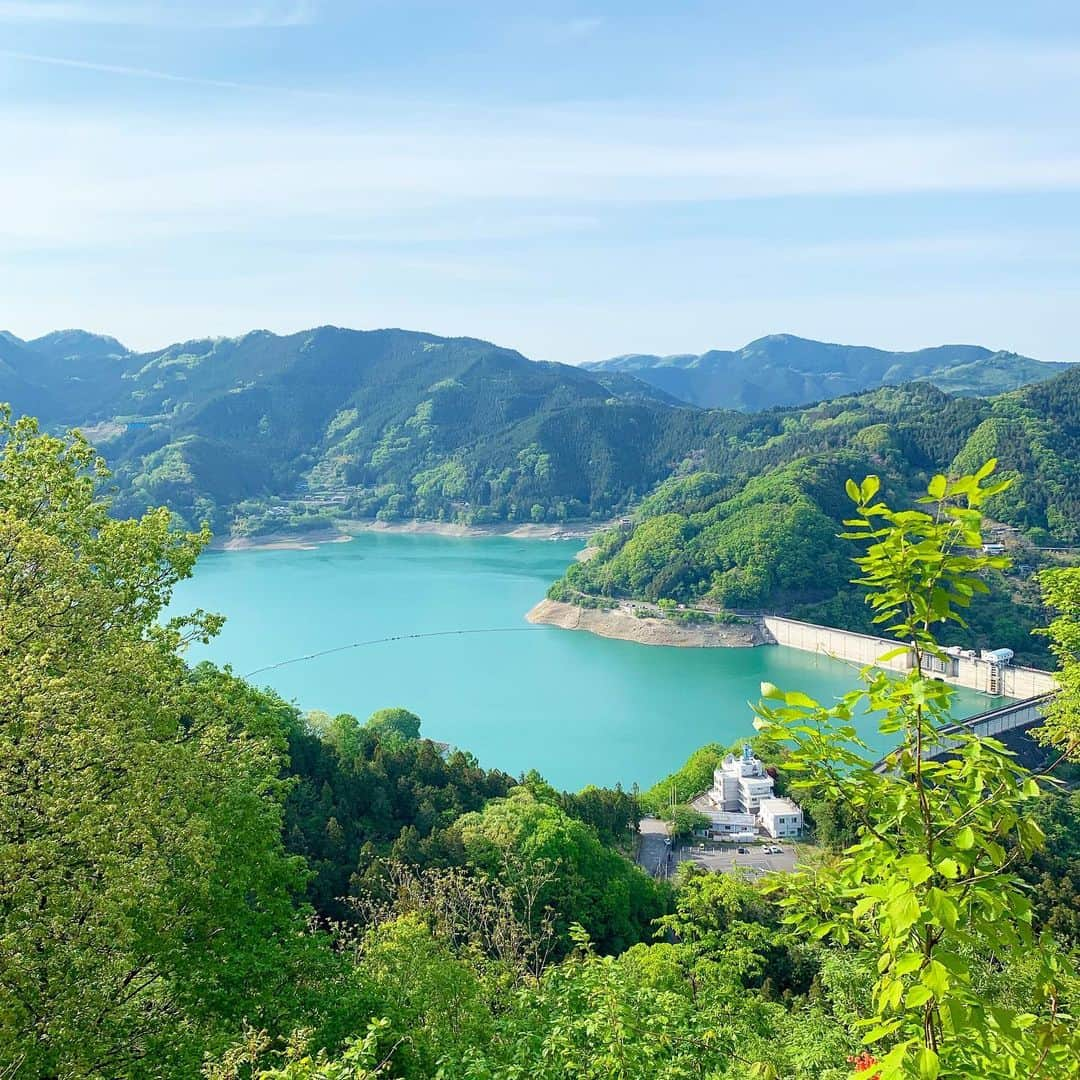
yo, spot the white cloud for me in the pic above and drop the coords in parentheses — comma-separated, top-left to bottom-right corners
(2, 104, 1079, 255)
(0, 1, 316, 28)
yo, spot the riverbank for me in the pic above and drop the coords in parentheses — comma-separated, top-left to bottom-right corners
(208, 516, 600, 548)
(214, 529, 355, 552)
(213, 518, 601, 551)
(342, 519, 602, 541)
(526, 598, 765, 648)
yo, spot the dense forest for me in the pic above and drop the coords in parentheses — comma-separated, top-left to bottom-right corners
(3, 410, 1080, 1078)
(551, 373, 1080, 664)
(583, 333, 1068, 409)
(2, 326, 1076, 546)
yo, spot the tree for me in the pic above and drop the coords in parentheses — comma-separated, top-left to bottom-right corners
(1034, 566, 1080, 760)
(364, 707, 422, 742)
(0, 412, 313, 1076)
(753, 463, 1080, 1078)
(660, 803, 711, 838)
(457, 788, 669, 954)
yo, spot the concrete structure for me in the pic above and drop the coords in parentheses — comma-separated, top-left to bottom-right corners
(758, 797, 805, 839)
(692, 745, 804, 839)
(873, 694, 1055, 773)
(761, 615, 1057, 698)
(697, 810, 757, 840)
(712, 745, 775, 813)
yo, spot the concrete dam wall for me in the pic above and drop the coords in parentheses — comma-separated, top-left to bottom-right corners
(761, 616, 1057, 698)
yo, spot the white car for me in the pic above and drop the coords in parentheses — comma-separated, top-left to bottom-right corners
(764, 845, 782, 854)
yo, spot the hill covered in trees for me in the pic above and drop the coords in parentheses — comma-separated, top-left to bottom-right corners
(4, 325, 1074, 543)
(4, 411, 1078, 1078)
(584, 333, 1070, 409)
(551, 369, 1080, 664)
(2, 325, 717, 531)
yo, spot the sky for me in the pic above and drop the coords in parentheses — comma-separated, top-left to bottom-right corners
(1, 1, 1078, 363)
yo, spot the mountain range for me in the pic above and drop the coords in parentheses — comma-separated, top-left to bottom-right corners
(1, 325, 1075, 550)
(583, 334, 1070, 409)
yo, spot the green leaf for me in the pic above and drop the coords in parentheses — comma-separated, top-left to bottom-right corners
(955, 825, 975, 850)
(920, 960, 949, 999)
(886, 889, 921, 933)
(893, 953, 922, 976)
(936, 855, 960, 881)
(915, 1047, 940, 1080)
(927, 474, 947, 499)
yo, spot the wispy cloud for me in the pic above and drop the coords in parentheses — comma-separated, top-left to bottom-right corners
(0, 1, 317, 28)
(0, 48, 338, 96)
(3, 101, 1080, 257)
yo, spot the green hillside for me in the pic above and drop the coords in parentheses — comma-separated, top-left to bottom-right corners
(551, 370, 1080, 665)
(2, 325, 1076, 563)
(584, 334, 1070, 409)
(0, 326, 708, 531)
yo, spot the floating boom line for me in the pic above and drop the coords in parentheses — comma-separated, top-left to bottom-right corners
(243, 626, 543, 678)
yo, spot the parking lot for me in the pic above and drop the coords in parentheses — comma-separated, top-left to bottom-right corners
(638, 816, 801, 879)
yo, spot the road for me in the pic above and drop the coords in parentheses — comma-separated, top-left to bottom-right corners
(637, 816, 800, 879)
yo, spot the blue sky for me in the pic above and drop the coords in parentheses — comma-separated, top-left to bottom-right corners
(1, 1, 1078, 362)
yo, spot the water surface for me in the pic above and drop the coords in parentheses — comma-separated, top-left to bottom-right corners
(171, 533, 1004, 791)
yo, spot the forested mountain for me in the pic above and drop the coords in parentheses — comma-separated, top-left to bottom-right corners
(552, 368, 1080, 664)
(584, 333, 1069, 409)
(1, 325, 713, 530)
(3, 324, 1077, 558)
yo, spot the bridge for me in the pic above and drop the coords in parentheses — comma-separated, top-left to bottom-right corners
(872, 693, 1056, 773)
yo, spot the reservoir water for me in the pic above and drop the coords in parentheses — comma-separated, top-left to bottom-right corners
(171, 533, 1005, 792)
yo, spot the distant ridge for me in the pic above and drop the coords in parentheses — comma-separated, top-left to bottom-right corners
(0, 323, 1074, 542)
(583, 333, 1070, 409)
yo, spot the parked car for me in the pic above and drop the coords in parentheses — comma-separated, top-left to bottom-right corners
(764, 845, 782, 854)
(736, 846, 749, 854)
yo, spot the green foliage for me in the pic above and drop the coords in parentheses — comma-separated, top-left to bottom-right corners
(458, 788, 669, 954)
(0, 411, 329, 1076)
(1017, 791, 1080, 951)
(364, 706, 422, 742)
(640, 733, 789, 815)
(660, 803, 712, 838)
(1034, 567, 1080, 759)
(283, 712, 514, 921)
(8, 407, 1080, 1080)
(753, 464, 1080, 1078)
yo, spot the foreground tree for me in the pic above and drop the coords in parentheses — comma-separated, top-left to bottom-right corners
(0, 413, 321, 1076)
(754, 463, 1080, 1078)
(1035, 566, 1080, 761)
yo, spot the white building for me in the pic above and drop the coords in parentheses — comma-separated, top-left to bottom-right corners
(690, 745, 804, 840)
(698, 810, 757, 840)
(758, 797, 805, 839)
(712, 745, 776, 814)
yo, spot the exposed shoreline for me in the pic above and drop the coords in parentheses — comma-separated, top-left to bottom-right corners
(213, 528, 356, 552)
(526, 598, 766, 648)
(211, 519, 600, 552)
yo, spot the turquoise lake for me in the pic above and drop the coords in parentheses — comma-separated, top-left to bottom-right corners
(170, 533, 1004, 792)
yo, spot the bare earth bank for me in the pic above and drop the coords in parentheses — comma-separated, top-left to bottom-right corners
(526, 599, 766, 648)
(213, 519, 602, 552)
(215, 529, 355, 552)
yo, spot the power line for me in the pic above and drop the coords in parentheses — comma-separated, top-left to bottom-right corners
(243, 626, 543, 679)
